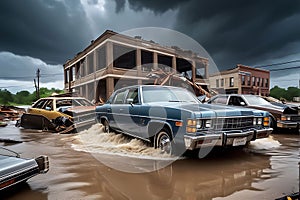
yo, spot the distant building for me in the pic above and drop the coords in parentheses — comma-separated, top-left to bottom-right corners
(63, 30, 209, 102)
(209, 64, 270, 96)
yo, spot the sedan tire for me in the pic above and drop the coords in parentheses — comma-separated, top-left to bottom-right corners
(155, 129, 172, 155)
(102, 120, 111, 134)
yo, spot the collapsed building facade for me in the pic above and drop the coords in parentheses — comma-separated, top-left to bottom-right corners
(63, 30, 209, 103)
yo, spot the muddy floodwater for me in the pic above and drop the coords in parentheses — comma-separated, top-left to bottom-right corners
(0, 122, 299, 200)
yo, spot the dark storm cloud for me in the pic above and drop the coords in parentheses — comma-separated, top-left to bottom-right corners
(115, 0, 300, 68)
(125, 0, 184, 14)
(114, 0, 126, 13)
(0, 0, 93, 64)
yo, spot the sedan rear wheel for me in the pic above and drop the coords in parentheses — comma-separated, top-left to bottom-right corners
(103, 120, 110, 134)
(155, 130, 172, 155)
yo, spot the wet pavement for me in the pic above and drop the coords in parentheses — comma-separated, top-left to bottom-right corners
(0, 121, 299, 200)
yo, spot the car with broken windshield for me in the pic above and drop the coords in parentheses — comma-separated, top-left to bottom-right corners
(207, 94, 300, 131)
(95, 85, 273, 155)
(17, 93, 96, 133)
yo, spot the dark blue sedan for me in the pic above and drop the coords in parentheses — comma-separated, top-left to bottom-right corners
(95, 85, 273, 155)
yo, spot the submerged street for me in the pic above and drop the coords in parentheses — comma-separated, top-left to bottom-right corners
(0, 122, 299, 200)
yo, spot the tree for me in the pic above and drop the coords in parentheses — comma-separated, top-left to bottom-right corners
(0, 89, 13, 105)
(270, 86, 300, 101)
(0, 88, 64, 105)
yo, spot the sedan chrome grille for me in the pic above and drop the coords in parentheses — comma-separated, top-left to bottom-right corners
(213, 117, 254, 130)
(291, 116, 300, 122)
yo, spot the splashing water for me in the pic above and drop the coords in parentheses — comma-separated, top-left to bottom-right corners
(248, 135, 281, 150)
(71, 124, 175, 160)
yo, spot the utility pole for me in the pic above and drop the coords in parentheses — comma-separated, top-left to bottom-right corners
(36, 68, 40, 99)
(34, 79, 37, 98)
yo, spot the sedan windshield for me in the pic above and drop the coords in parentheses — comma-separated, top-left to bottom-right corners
(244, 95, 271, 105)
(142, 87, 199, 103)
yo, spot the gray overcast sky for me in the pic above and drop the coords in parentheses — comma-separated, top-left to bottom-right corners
(0, 0, 299, 93)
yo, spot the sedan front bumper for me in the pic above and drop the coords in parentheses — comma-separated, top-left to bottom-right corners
(277, 121, 300, 129)
(184, 128, 272, 150)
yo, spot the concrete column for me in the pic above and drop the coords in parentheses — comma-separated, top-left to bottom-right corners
(136, 48, 142, 84)
(192, 60, 196, 81)
(94, 50, 97, 72)
(153, 52, 158, 69)
(204, 61, 209, 79)
(172, 56, 176, 71)
(106, 42, 113, 73)
(68, 68, 72, 92)
(106, 77, 114, 99)
(85, 84, 89, 100)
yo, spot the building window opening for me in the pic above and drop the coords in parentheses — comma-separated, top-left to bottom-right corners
(241, 75, 245, 85)
(265, 78, 269, 87)
(216, 79, 219, 88)
(247, 76, 251, 86)
(230, 77, 234, 87)
(87, 82, 94, 101)
(97, 45, 106, 70)
(196, 62, 206, 79)
(158, 54, 172, 72)
(141, 50, 153, 72)
(96, 79, 106, 104)
(176, 58, 192, 80)
(87, 53, 94, 75)
(64, 70, 69, 84)
(252, 76, 255, 86)
(221, 78, 224, 87)
(113, 44, 136, 69)
(80, 58, 86, 77)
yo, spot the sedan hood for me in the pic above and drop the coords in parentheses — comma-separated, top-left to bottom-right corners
(181, 103, 255, 118)
(148, 102, 256, 118)
(248, 103, 299, 115)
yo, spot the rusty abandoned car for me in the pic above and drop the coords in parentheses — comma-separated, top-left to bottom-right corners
(16, 93, 96, 133)
(95, 85, 273, 155)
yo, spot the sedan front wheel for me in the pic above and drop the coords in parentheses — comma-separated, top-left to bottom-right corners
(155, 129, 172, 155)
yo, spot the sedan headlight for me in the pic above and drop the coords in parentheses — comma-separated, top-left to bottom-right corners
(253, 118, 257, 125)
(281, 116, 291, 121)
(205, 119, 212, 128)
(187, 119, 197, 133)
(257, 118, 262, 125)
(186, 119, 203, 133)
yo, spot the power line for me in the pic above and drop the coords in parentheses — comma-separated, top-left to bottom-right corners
(269, 65, 300, 72)
(254, 59, 300, 68)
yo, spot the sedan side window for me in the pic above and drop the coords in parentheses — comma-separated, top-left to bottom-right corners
(210, 96, 228, 104)
(229, 96, 246, 106)
(113, 90, 127, 104)
(44, 100, 53, 110)
(33, 100, 47, 109)
(126, 88, 139, 104)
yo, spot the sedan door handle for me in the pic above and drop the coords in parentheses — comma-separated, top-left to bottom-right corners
(107, 108, 111, 112)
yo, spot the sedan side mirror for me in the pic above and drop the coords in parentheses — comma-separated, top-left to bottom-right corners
(126, 98, 134, 104)
(240, 102, 246, 106)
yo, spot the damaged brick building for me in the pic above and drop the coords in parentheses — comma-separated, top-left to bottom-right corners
(63, 30, 209, 103)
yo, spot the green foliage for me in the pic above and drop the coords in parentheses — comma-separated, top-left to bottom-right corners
(270, 86, 300, 101)
(0, 89, 13, 105)
(0, 88, 64, 106)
